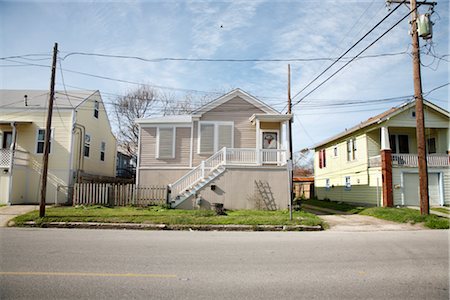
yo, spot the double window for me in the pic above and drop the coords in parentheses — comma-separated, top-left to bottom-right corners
(198, 122, 233, 154)
(156, 127, 175, 159)
(389, 134, 409, 154)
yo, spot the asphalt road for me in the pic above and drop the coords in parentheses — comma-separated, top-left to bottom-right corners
(0, 228, 448, 300)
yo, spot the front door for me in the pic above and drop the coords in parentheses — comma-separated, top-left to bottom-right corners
(2, 132, 12, 149)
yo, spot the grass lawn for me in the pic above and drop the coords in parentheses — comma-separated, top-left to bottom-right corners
(12, 205, 324, 227)
(431, 207, 449, 215)
(304, 199, 449, 229)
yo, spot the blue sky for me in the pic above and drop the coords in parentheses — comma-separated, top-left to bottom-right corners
(1, 0, 448, 153)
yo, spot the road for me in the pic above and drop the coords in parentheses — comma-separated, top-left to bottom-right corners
(1, 228, 448, 299)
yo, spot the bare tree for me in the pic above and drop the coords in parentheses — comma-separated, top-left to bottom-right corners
(293, 150, 314, 177)
(112, 85, 157, 158)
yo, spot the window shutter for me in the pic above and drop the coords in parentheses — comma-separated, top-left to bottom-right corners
(323, 149, 326, 167)
(158, 127, 174, 158)
(200, 124, 214, 153)
(319, 150, 323, 169)
(218, 124, 233, 149)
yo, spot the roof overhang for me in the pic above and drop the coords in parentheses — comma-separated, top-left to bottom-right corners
(249, 114, 292, 125)
(135, 115, 192, 126)
(0, 121, 33, 125)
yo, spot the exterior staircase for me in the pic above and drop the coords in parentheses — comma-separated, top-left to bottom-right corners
(168, 147, 287, 208)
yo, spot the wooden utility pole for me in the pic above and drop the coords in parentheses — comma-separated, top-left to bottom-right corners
(40, 42, 58, 218)
(410, 0, 429, 215)
(287, 64, 293, 220)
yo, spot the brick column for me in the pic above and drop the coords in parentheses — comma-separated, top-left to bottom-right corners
(381, 149, 393, 207)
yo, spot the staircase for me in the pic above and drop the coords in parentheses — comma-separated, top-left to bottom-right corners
(169, 148, 227, 208)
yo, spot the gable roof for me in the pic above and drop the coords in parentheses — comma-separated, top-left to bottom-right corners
(312, 99, 449, 149)
(193, 88, 279, 116)
(0, 89, 97, 109)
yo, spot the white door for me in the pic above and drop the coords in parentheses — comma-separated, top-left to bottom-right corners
(403, 173, 441, 206)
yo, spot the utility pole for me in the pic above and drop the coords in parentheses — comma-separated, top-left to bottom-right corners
(287, 64, 293, 220)
(387, 0, 436, 215)
(410, 0, 429, 215)
(40, 42, 58, 218)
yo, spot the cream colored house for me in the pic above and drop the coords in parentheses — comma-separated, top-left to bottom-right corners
(313, 100, 449, 207)
(136, 89, 292, 210)
(0, 90, 117, 205)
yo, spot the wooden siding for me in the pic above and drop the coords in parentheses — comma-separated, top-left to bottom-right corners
(193, 96, 264, 166)
(139, 127, 191, 167)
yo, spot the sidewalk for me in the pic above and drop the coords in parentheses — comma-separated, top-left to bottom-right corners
(0, 205, 39, 227)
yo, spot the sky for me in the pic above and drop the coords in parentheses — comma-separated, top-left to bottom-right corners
(1, 0, 448, 154)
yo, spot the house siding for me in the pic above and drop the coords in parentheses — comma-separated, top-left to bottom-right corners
(192, 96, 264, 166)
(177, 167, 289, 210)
(139, 127, 191, 167)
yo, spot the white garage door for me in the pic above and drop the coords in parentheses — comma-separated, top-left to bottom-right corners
(404, 173, 441, 206)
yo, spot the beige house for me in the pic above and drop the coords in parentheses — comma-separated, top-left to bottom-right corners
(313, 100, 449, 207)
(136, 89, 292, 210)
(0, 90, 117, 205)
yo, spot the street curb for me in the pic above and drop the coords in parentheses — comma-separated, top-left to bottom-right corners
(18, 221, 323, 231)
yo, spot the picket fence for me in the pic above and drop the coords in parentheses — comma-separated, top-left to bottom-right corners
(73, 183, 167, 206)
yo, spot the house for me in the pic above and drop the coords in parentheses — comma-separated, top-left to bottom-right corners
(313, 100, 449, 207)
(135, 89, 292, 210)
(116, 149, 136, 179)
(0, 90, 117, 205)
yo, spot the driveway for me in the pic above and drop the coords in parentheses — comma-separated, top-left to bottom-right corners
(302, 204, 426, 232)
(0, 205, 38, 227)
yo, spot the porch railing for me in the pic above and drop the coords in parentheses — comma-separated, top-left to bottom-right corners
(0, 149, 30, 168)
(369, 153, 449, 168)
(169, 147, 288, 200)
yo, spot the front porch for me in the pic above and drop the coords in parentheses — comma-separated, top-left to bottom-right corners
(369, 153, 449, 168)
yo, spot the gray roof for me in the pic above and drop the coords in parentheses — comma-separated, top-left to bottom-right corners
(0, 89, 97, 109)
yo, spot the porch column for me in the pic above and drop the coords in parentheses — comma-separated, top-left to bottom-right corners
(256, 119, 261, 165)
(7, 122, 17, 206)
(380, 126, 393, 207)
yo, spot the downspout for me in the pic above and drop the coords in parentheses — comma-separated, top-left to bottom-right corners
(74, 123, 85, 183)
(67, 110, 76, 203)
(7, 122, 17, 205)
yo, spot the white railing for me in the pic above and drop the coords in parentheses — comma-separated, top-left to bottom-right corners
(0, 149, 29, 168)
(392, 153, 449, 167)
(169, 147, 288, 200)
(369, 153, 449, 168)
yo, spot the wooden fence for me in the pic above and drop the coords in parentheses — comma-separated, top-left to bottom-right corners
(73, 183, 167, 206)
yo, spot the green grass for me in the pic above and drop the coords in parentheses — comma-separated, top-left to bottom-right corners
(12, 205, 324, 227)
(0, 204, 6, 207)
(302, 199, 365, 214)
(360, 207, 449, 229)
(431, 207, 449, 215)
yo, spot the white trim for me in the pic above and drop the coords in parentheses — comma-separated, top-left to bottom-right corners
(189, 121, 194, 168)
(84, 133, 91, 159)
(136, 125, 142, 186)
(139, 123, 191, 128)
(197, 121, 234, 154)
(156, 126, 176, 159)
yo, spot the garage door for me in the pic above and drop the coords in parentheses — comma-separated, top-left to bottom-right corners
(404, 173, 441, 206)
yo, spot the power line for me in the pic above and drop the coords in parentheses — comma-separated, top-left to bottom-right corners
(292, 5, 416, 108)
(289, 1, 406, 105)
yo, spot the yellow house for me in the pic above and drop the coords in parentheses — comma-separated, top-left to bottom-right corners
(0, 90, 117, 205)
(313, 100, 449, 207)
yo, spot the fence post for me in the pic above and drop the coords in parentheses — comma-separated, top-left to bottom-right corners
(166, 185, 171, 206)
(107, 184, 114, 207)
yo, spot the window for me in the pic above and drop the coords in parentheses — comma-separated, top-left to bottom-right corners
(318, 149, 326, 168)
(427, 137, 436, 154)
(94, 101, 99, 119)
(100, 142, 106, 161)
(84, 134, 91, 157)
(36, 129, 52, 154)
(389, 134, 409, 154)
(333, 146, 338, 157)
(198, 122, 233, 154)
(345, 176, 351, 190)
(347, 138, 357, 161)
(157, 127, 175, 159)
